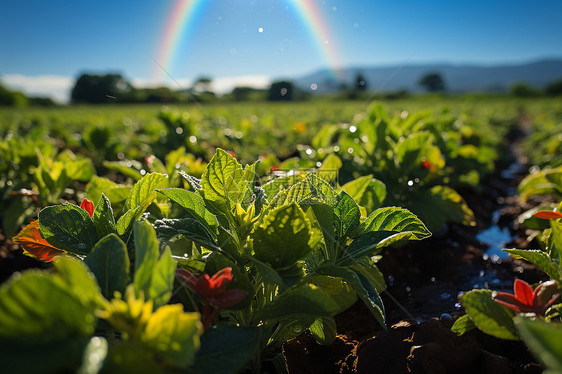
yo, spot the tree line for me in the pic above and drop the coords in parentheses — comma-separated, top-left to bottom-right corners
(1, 72, 562, 107)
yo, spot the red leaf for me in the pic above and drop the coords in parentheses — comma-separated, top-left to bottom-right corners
(80, 198, 94, 217)
(209, 289, 248, 308)
(12, 220, 66, 262)
(514, 279, 534, 306)
(492, 291, 525, 312)
(208, 267, 233, 289)
(533, 210, 562, 220)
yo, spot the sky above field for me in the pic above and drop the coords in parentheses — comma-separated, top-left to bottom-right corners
(1, 0, 562, 102)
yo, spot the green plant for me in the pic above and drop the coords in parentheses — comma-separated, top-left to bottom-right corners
(453, 205, 562, 360)
(9, 148, 431, 372)
(2, 220, 202, 373)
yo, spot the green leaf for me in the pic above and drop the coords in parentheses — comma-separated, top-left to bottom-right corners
(53, 256, 103, 308)
(103, 160, 143, 181)
(318, 154, 342, 182)
(451, 314, 476, 336)
(459, 289, 518, 340)
(312, 124, 339, 149)
(310, 202, 337, 259)
(126, 172, 168, 210)
(334, 191, 361, 242)
(350, 259, 387, 293)
(154, 218, 219, 251)
(305, 275, 358, 312)
(115, 205, 143, 236)
(317, 264, 385, 326)
(84, 234, 130, 300)
(133, 221, 160, 294)
(309, 317, 337, 345)
(157, 188, 219, 235)
(518, 167, 562, 201)
(93, 193, 117, 238)
(149, 247, 176, 308)
(247, 256, 284, 286)
(341, 175, 386, 214)
(358, 206, 432, 240)
(256, 283, 341, 322)
(64, 157, 96, 182)
(140, 304, 203, 368)
(201, 148, 257, 213)
(190, 325, 261, 374)
(338, 231, 400, 266)
(505, 249, 562, 285)
(253, 203, 313, 269)
(133, 221, 176, 308)
(409, 185, 475, 230)
(39, 204, 99, 256)
(86, 175, 131, 211)
(268, 179, 313, 208)
(0, 271, 96, 343)
(515, 316, 562, 373)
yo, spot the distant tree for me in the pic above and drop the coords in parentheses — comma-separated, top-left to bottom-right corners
(193, 76, 213, 93)
(144, 87, 181, 103)
(0, 83, 28, 107)
(545, 79, 562, 96)
(71, 73, 132, 103)
(28, 96, 56, 106)
(510, 82, 538, 97)
(267, 80, 295, 101)
(419, 73, 445, 92)
(355, 73, 368, 91)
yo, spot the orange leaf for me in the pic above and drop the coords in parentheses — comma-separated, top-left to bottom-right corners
(12, 220, 66, 262)
(533, 210, 562, 220)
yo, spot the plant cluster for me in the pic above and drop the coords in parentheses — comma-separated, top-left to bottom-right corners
(3, 148, 431, 373)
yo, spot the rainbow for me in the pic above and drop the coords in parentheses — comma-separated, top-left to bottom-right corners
(286, 0, 345, 82)
(153, 0, 206, 82)
(153, 0, 344, 83)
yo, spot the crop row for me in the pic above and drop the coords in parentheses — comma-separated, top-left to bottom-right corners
(0, 98, 561, 372)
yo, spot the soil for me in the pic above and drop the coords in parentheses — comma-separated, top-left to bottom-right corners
(0, 128, 550, 373)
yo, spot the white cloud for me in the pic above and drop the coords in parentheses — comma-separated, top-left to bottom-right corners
(1, 74, 74, 103)
(212, 74, 271, 94)
(132, 74, 271, 95)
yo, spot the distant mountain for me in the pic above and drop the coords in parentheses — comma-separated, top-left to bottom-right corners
(295, 59, 562, 93)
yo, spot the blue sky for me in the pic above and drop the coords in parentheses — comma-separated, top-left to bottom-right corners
(1, 0, 561, 101)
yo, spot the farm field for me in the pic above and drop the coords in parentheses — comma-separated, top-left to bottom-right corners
(1, 96, 562, 373)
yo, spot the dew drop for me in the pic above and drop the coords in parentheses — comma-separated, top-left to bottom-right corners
(349, 125, 357, 133)
(310, 83, 318, 91)
(175, 127, 183, 135)
(440, 313, 452, 321)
